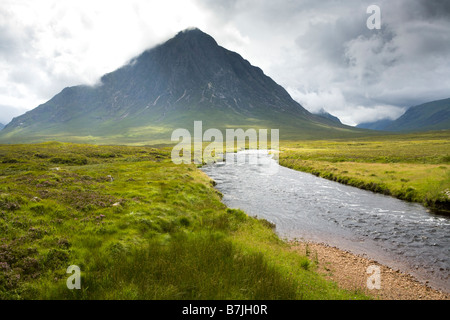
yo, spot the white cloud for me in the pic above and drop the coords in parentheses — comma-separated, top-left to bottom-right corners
(0, 0, 210, 124)
(287, 87, 346, 113)
(338, 105, 407, 127)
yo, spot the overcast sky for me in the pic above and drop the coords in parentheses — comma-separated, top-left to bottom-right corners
(1, 0, 449, 126)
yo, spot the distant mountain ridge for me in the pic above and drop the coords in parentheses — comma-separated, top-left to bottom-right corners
(0, 123, 4, 130)
(357, 98, 450, 132)
(357, 119, 395, 131)
(314, 108, 342, 124)
(0, 28, 364, 144)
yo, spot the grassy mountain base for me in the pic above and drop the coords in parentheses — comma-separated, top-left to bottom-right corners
(0, 142, 367, 300)
(279, 131, 450, 214)
(0, 105, 373, 145)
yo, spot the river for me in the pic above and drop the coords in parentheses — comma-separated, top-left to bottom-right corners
(200, 150, 450, 293)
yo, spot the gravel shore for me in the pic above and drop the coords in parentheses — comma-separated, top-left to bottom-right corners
(290, 241, 449, 300)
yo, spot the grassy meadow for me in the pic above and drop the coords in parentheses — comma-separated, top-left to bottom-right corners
(279, 131, 450, 214)
(2, 130, 448, 300)
(0, 142, 367, 300)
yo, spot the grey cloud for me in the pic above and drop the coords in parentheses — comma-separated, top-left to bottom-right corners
(417, 0, 450, 19)
(296, 15, 376, 68)
(287, 0, 450, 121)
(0, 25, 34, 63)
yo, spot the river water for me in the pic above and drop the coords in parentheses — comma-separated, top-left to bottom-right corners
(200, 150, 450, 293)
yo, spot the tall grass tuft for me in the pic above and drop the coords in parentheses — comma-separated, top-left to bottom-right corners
(40, 232, 299, 300)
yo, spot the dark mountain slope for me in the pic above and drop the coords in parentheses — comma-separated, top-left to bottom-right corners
(357, 98, 450, 132)
(314, 109, 342, 124)
(384, 98, 450, 132)
(357, 119, 394, 131)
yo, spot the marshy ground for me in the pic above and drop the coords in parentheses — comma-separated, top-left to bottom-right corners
(1, 131, 448, 300)
(0, 142, 366, 300)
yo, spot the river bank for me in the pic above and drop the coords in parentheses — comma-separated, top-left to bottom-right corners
(279, 133, 450, 215)
(202, 150, 450, 295)
(290, 240, 449, 300)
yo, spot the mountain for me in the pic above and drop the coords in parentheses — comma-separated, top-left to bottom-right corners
(356, 119, 394, 131)
(384, 98, 450, 132)
(357, 98, 450, 132)
(314, 108, 341, 124)
(0, 123, 4, 131)
(0, 28, 364, 144)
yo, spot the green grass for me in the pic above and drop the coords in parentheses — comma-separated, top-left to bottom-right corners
(0, 142, 367, 300)
(279, 131, 450, 214)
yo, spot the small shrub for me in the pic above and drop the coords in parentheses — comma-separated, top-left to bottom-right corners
(300, 258, 310, 270)
(178, 216, 190, 227)
(49, 156, 88, 166)
(1, 158, 20, 164)
(34, 153, 51, 159)
(259, 218, 276, 230)
(43, 248, 70, 269)
(0, 194, 26, 211)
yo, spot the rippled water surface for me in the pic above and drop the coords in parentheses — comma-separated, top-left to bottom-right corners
(201, 150, 450, 292)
